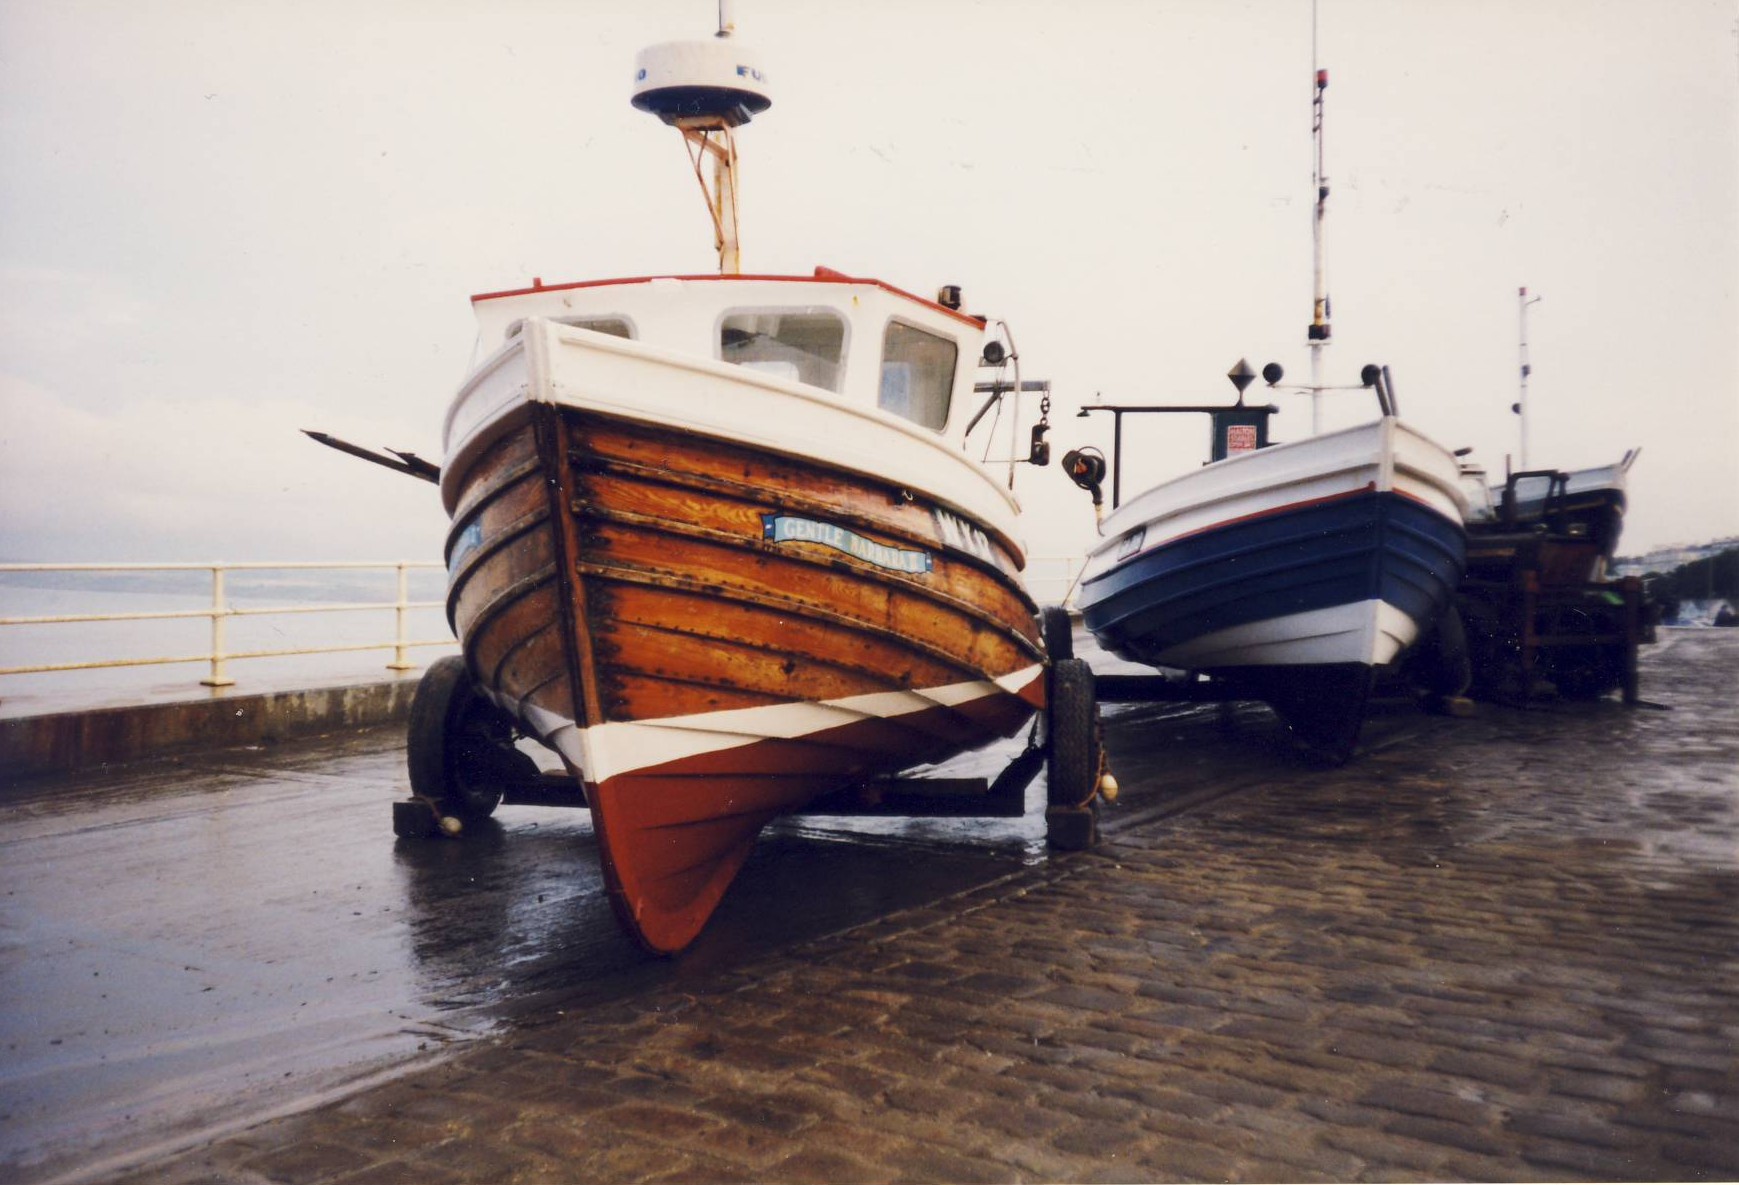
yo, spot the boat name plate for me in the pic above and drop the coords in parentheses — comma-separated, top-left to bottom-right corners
(762, 515, 933, 574)
(449, 522, 484, 575)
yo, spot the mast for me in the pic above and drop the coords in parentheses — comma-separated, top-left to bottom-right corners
(1516, 286, 1542, 469)
(1306, 6, 1331, 435)
(631, 3, 771, 274)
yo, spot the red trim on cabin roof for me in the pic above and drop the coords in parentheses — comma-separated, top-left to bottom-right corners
(469, 267, 988, 328)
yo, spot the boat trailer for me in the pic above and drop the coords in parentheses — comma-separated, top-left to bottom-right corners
(1458, 572, 1652, 705)
(392, 606, 1114, 852)
(1456, 469, 1656, 706)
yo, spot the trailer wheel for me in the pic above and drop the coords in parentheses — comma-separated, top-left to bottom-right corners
(406, 655, 524, 822)
(1040, 606, 1074, 662)
(1046, 658, 1100, 850)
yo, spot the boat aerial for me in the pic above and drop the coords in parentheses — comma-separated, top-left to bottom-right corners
(313, 10, 1069, 954)
(1061, 64, 1469, 762)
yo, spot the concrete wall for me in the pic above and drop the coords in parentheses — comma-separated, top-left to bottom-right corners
(0, 680, 418, 784)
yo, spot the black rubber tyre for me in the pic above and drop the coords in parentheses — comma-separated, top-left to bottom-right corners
(1040, 606, 1074, 663)
(406, 655, 516, 821)
(1046, 658, 1098, 809)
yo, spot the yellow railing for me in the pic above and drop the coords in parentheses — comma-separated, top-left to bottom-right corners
(0, 562, 450, 688)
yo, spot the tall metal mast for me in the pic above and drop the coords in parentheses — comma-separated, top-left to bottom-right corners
(1306, 2, 1331, 435)
(1516, 285, 1542, 469)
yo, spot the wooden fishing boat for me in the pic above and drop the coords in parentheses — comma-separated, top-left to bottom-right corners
(304, 12, 1097, 954)
(409, 17, 1058, 954)
(436, 272, 1044, 951)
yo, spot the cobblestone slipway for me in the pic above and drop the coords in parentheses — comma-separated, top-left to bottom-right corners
(120, 631, 1739, 1183)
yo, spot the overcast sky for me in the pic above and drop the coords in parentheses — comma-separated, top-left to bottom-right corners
(2, 0, 1734, 569)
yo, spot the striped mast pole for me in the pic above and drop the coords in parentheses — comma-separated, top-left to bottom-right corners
(1306, 0, 1332, 434)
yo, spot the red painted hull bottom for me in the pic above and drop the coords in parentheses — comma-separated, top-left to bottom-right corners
(587, 677, 1045, 954)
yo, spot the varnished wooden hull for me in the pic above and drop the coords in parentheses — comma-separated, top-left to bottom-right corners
(444, 403, 1043, 952)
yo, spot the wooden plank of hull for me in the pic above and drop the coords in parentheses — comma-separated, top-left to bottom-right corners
(444, 402, 1043, 952)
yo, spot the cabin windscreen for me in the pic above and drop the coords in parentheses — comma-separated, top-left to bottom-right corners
(719, 309, 846, 392)
(879, 320, 956, 431)
(505, 315, 634, 341)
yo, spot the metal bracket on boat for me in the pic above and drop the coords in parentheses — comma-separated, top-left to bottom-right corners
(1072, 396, 1280, 509)
(966, 379, 1051, 438)
(967, 321, 1057, 486)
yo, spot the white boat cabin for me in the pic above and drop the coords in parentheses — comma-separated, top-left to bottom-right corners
(470, 267, 991, 443)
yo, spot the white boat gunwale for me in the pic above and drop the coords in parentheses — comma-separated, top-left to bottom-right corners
(1085, 416, 1467, 584)
(441, 311, 1029, 565)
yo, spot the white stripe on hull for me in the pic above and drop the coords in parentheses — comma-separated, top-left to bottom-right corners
(1157, 599, 1418, 670)
(481, 662, 1044, 786)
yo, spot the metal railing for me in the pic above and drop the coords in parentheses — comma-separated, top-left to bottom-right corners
(0, 554, 1086, 693)
(0, 562, 450, 688)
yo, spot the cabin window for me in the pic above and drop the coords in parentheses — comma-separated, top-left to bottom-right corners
(719, 309, 846, 392)
(557, 316, 633, 338)
(505, 316, 634, 340)
(879, 321, 956, 430)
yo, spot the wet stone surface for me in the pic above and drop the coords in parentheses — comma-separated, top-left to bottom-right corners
(8, 630, 1739, 1183)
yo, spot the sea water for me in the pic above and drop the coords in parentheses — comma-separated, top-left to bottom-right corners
(0, 570, 457, 707)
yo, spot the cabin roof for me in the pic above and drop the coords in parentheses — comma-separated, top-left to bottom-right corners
(469, 266, 987, 329)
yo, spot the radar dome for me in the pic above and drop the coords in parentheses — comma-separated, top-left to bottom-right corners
(632, 38, 771, 128)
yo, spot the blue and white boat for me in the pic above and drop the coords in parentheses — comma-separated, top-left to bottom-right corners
(1069, 58, 1469, 759)
(1075, 413, 1467, 698)
(1072, 412, 1467, 758)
